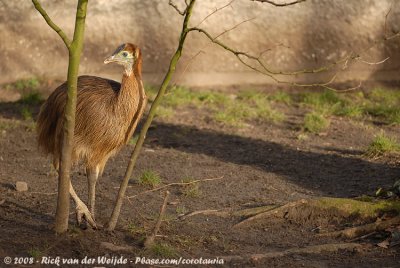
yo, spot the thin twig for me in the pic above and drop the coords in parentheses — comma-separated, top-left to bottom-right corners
(357, 57, 390, 65)
(196, 0, 235, 27)
(31, 0, 71, 48)
(144, 191, 170, 248)
(169, 0, 187, 15)
(180, 209, 226, 219)
(384, 2, 394, 38)
(125, 176, 224, 200)
(30, 191, 57, 195)
(349, 231, 377, 242)
(250, 0, 306, 7)
(189, 26, 366, 91)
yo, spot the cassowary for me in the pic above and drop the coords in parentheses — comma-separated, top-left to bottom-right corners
(37, 43, 147, 228)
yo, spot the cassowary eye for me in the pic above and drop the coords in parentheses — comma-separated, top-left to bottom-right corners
(122, 52, 128, 57)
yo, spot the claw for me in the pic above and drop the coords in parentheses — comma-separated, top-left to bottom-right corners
(76, 203, 98, 229)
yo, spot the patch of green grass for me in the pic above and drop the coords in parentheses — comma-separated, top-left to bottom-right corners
(196, 91, 230, 106)
(138, 170, 161, 188)
(20, 91, 43, 105)
(368, 88, 400, 105)
(237, 89, 265, 101)
(365, 132, 400, 158)
(303, 112, 330, 134)
(180, 177, 201, 198)
(363, 88, 400, 124)
(147, 86, 285, 126)
(9, 77, 40, 91)
(300, 90, 342, 113)
(268, 91, 292, 105)
(162, 86, 198, 107)
(148, 243, 177, 258)
(0, 119, 17, 131)
(213, 103, 252, 126)
(154, 106, 174, 119)
(175, 205, 188, 215)
(298, 90, 371, 120)
(27, 248, 42, 259)
(126, 221, 146, 236)
(334, 104, 364, 118)
(20, 106, 33, 121)
(365, 105, 400, 125)
(214, 92, 285, 126)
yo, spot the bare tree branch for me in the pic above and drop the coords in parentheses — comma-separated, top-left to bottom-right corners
(384, 2, 394, 38)
(186, 26, 354, 90)
(251, 0, 306, 7)
(196, 0, 235, 27)
(169, 0, 187, 16)
(32, 0, 71, 49)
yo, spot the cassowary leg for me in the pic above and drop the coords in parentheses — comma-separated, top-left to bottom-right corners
(69, 182, 97, 228)
(87, 166, 99, 220)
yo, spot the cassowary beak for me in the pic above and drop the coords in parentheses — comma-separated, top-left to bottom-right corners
(104, 55, 116, 64)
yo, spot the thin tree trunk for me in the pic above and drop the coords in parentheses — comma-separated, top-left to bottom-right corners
(107, 0, 197, 231)
(33, 0, 89, 234)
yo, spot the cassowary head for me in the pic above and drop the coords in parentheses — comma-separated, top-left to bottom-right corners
(104, 43, 141, 76)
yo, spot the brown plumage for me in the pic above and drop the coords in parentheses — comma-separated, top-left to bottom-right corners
(37, 43, 147, 227)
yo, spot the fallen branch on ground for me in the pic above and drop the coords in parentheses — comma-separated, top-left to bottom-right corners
(221, 243, 362, 262)
(319, 216, 400, 239)
(233, 199, 308, 228)
(179, 204, 278, 220)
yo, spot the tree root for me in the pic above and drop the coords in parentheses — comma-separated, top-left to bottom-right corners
(319, 216, 400, 239)
(222, 243, 362, 262)
(233, 199, 308, 228)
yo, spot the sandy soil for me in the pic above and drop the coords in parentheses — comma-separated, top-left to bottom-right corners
(0, 83, 399, 267)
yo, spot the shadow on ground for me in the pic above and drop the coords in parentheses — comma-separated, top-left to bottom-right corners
(149, 122, 399, 197)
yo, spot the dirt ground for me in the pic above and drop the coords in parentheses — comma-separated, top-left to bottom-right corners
(0, 80, 399, 267)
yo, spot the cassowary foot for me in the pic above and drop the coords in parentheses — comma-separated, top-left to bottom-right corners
(75, 203, 98, 229)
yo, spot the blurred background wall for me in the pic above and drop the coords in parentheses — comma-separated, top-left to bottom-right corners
(0, 0, 399, 87)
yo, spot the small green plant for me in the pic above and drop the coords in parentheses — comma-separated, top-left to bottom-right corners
(300, 90, 345, 115)
(138, 170, 161, 188)
(196, 91, 229, 106)
(181, 177, 201, 198)
(162, 86, 197, 107)
(303, 112, 330, 134)
(176, 205, 188, 215)
(20, 106, 33, 121)
(27, 248, 42, 259)
(365, 132, 400, 158)
(149, 243, 177, 258)
(154, 106, 174, 119)
(214, 93, 284, 126)
(269, 91, 292, 105)
(334, 104, 364, 118)
(126, 221, 146, 236)
(0, 119, 17, 131)
(20, 91, 43, 105)
(10, 77, 40, 91)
